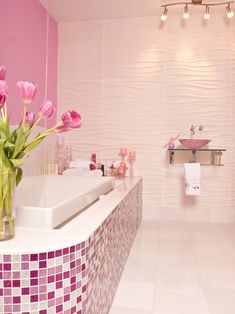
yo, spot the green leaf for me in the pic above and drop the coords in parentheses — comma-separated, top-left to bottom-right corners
(22, 134, 47, 155)
(0, 138, 6, 148)
(10, 159, 23, 168)
(0, 140, 14, 170)
(0, 116, 10, 139)
(15, 167, 23, 187)
(12, 126, 26, 158)
(4, 141, 15, 149)
(8, 129, 18, 144)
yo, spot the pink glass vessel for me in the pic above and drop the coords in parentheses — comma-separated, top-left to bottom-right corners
(178, 139, 211, 149)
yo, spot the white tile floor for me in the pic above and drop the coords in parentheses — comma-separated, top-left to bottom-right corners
(109, 220, 235, 314)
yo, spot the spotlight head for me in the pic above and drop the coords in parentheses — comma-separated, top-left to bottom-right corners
(226, 4, 234, 18)
(183, 4, 189, 18)
(204, 6, 210, 19)
(161, 7, 168, 21)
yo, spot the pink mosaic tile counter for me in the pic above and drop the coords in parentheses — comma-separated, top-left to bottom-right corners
(0, 177, 142, 314)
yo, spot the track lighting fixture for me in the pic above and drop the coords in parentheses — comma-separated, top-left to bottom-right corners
(160, 0, 234, 21)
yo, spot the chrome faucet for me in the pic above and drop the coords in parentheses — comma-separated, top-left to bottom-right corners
(190, 125, 195, 137)
(190, 124, 203, 138)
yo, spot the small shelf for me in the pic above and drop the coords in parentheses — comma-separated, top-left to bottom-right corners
(168, 148, 226, 165)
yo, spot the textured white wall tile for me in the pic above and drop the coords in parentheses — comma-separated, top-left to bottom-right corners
(58, 14, 235, 222)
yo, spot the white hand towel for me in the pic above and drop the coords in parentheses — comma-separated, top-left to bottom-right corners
(184, 163, 201, 195)
(185, 180, 201, 196)
(184, 163, 201, 180)
(63, 168, 103, 177)
(69, 159, 95, 170)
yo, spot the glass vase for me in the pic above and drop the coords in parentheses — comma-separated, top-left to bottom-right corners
(0, 170, 16, 241)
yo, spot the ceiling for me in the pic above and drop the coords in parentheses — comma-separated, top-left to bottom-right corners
(38, 0, 163, 22)
(38, 0, 231, 23)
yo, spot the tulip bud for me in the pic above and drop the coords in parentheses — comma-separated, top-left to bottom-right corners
(0, 65, 6, 80)
(17, 81, 37, 104)
(25, 112, 35, 126)
(39, 100, 56, 118)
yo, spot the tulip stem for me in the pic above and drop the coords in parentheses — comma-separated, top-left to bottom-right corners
(4, 102, 7, 118)
(1, 108, 4, 118)
(3, 101, 7, 121)
(22, 122, 62, 155)
(25, 116, 43, 138)
(37, 123, 60, 136)
(1, 102, 7, 121)
(21, 104, 27, 128)
(48, 123, 61, 132)
(38, 122, 63, 135)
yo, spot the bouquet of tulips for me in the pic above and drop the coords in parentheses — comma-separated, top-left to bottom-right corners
(0, 65, 81, 240)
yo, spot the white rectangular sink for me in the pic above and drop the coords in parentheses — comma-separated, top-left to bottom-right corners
(15, 175, 115, 229)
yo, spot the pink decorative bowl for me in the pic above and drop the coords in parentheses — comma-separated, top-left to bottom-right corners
(178, 139, 211, 149)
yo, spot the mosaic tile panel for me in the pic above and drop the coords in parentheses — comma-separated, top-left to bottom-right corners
(87, 184, 140, 313)
(0, 241, 89, 314)
(0, 179, 142, 314)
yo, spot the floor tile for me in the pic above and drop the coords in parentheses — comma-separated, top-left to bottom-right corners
(155, 265, 200, 292)
(154, 286, 210, 314)
(159, 239, 192, 251)
(127, 246, 158, 266)
(159, 230, 190, 241)
(121, 260, 157, 283)
(112, 280, 155, 311)
(195, 252, 235, 271)
(205, 287, 235, 314)
(191, 238, 228, 254)
(157, 248, 197, 269)
(200, 268, 235, 289)
(109, 307, 153, 314)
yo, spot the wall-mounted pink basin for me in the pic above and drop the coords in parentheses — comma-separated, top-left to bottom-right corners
(178, 139, 211, 149)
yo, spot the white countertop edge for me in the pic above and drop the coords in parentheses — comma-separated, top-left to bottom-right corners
(0, 177, 141, 254)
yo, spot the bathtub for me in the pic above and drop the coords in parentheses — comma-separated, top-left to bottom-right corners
(15, 175, 115, 229)
(0, 176, 142, 314)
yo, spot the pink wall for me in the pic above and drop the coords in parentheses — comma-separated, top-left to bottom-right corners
(0, 0, 58, 127)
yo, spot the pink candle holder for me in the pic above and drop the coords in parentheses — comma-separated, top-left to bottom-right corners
(127, 151, 136, 177)
(128, 151, 136, 159)
(55, 136, 65, 175)
(65, 144, 73, 170)
(119, 147, 128, 162)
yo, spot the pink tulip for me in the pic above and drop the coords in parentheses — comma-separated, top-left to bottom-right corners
(61, 110, 82, 129)
(17, 81, 37, 104)
(0, 65, 6, 80)
(55, 110, 81, 133)
(25, 112, 35, 126)
(39, 100, 56, 118)
(0, 80, 8, 108)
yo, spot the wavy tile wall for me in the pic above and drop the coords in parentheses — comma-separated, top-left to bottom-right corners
(58, 14, 235, 222)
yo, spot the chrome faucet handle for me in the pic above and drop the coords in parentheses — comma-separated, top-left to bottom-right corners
(198, 125, 203, 131)
(190, 125, 195, 134)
